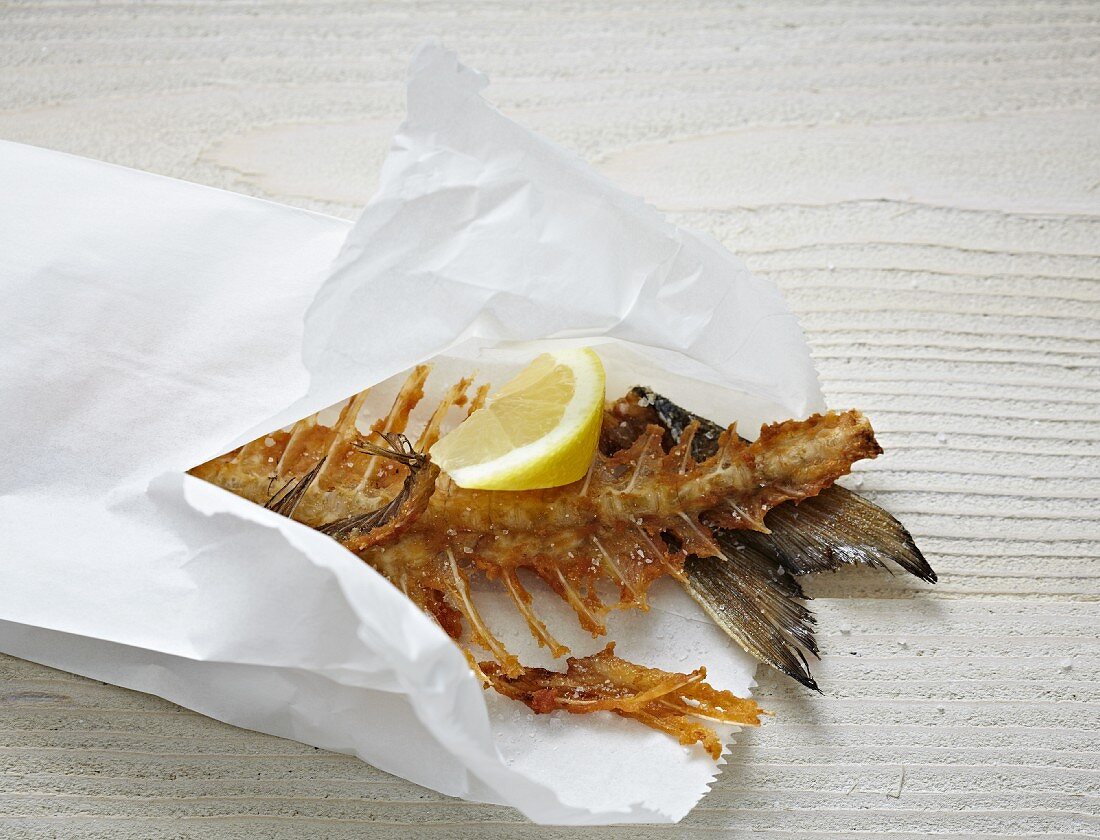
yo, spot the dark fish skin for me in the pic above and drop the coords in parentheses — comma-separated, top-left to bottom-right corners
(616, 387, 936, 692)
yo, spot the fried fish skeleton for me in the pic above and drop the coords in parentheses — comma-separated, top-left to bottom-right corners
(191, 364, 917, 756)
(605, 386, 935, 691)
(475, 643, 764, 759)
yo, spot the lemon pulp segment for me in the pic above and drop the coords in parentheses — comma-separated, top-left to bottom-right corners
(429, 348, 605, 490)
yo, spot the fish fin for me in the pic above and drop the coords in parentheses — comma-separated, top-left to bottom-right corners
(263, 456, 327, 519)
(319, 433, 438, 550)
(684, 533, 821, 692)
(738, 484, 937, 582)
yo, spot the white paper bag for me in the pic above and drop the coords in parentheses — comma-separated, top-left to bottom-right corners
(0, 42, 822, 824)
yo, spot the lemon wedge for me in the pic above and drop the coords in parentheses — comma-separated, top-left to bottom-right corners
(430, 348, 606, 490)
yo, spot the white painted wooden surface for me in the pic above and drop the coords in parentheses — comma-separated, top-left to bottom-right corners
(2, 2, 1098, 836)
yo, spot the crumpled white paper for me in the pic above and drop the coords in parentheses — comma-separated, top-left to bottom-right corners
(0, 43, 823, 824)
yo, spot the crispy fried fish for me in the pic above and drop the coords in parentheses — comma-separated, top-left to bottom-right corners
(191, 366, 894, 752)
(605, 387, 934, 691)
